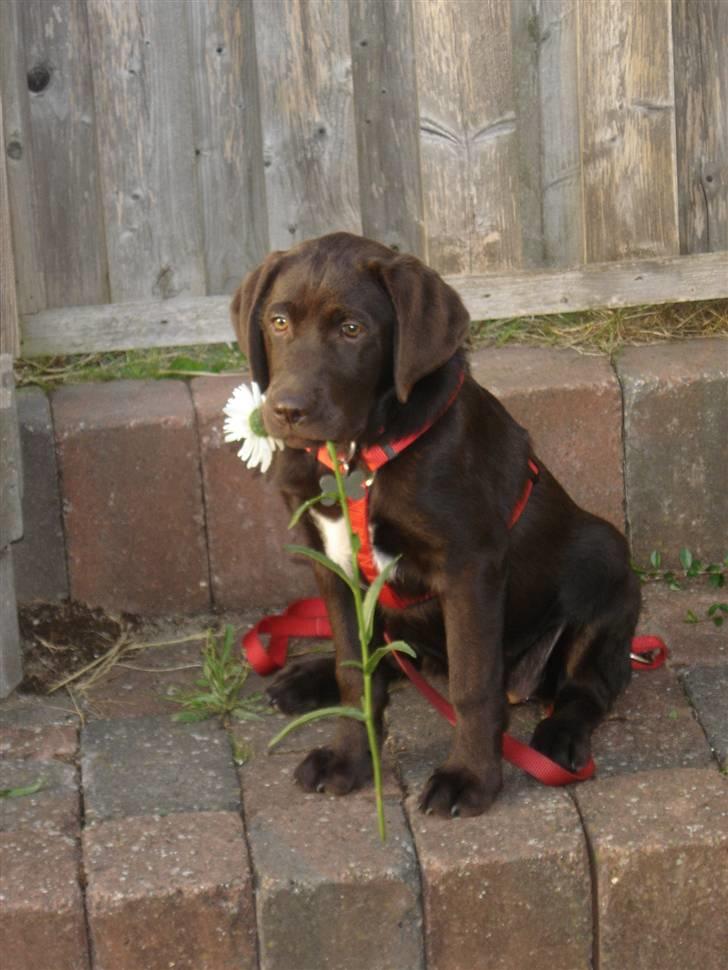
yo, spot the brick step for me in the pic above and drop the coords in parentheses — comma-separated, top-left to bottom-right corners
(1, 587, 726, 970)
(12, 338, 728, 614)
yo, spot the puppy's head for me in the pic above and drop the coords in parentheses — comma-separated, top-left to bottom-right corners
(230, 232, 469, 447)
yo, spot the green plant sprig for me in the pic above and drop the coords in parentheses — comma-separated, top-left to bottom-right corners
(269, 440, 415, 842)
(632, 548, 727, 627)
(170, 626, 269, 724)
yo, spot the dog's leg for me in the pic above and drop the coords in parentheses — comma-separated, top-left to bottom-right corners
(293, 563, 389, 795)
(268, 656, 339, 714)
(420, 559, 506, 818)
(530, 571, 639, 771)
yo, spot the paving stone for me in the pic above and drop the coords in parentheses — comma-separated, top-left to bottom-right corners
(471, 345, 625, 529)
(0, 829, 89, 970)
(616, 338, 728, 565)
(575, 767, 728, 970)
(638, 582, 727, 666)
(13, 387, 69, 602)
(386, 683, 592, 970)
(81, 715, 240, 823)
(0, 759, 79, 836)
(52, 380, 210, 614)
(238, 719, 424, 970)
(190, 375, 316, 609)
(681, 664, 728, 769)
(0, 546, 22, 697)
(0, 690, 78, 760)
(84, 811, 256, 970)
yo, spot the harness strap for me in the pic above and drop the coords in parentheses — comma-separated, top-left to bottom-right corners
(242, 599, 668, 786)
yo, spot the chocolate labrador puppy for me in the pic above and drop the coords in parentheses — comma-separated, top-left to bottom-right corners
(231, 232, 640, 818)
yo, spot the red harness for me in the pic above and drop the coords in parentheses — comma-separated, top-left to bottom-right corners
(243, 374, 668, 787)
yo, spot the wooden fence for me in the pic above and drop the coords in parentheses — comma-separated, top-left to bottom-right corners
(1, 0, 727, 357)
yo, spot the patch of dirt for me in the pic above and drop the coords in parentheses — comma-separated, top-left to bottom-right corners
(18, 601, 139, 694)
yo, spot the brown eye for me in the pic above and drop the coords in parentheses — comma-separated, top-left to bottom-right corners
(271, 315, 289, 334)
(340, 321, 363, 339)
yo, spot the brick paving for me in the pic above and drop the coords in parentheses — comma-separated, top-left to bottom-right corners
(2, 583, 727, 970)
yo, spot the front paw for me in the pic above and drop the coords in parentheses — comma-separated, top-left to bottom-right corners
(267, 656, 339, 714)
(294, 746, 372, 796)
(419, 765, 501, 818)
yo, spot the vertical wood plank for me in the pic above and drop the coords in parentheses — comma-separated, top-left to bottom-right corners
(0, 0, 46, 315)
(579, 0, 680, 262)
(672, 0, 728, 254)
(0, 93, 20, 357)
(414, 0, 522, 274)
(349, 0, 424, 258)
(21, 0, 108, 309)
(186, 0, 268, 292)
(511, 0, 544, 268)
(87, 0, 205, 302)
(253, 0, 361, 251)
(538, 0, 584, 267)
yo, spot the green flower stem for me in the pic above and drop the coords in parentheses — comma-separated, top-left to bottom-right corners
(326, 442, 387, 842)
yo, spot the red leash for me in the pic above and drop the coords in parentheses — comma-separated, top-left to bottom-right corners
(242, 599, 668, 787)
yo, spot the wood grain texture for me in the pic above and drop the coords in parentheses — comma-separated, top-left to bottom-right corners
(349, 0, 424, 258)
(0, 94, 20, 357)
(0, 0, 46, 315)
(538, 0, 583, 267)
(414, 0, 521, 274)
(672, 0, 728, 254)
(253, 0, 361, 250)
(186, 0, 268, 292)
(86, 0, 205, 301)
(21, 0, 108, 308)
(579, 0, 680, 261)
(21, 250, 728, 356)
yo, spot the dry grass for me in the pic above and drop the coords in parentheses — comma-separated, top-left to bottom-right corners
(472, 299, 728, 356)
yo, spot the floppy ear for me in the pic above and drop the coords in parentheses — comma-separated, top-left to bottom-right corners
(371, 255, 470, 403)
(230, 251, 285, 390)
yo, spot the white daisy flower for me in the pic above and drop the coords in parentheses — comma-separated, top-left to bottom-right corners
(223, 381, 284, 473)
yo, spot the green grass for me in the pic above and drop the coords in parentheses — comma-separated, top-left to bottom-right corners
(168, 626, 269, 726)
(15, 343, 247, 391)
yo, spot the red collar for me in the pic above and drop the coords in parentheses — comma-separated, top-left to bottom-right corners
(315, 366, 466, 477)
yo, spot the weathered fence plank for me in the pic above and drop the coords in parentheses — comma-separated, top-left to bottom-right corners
(0, 0, 46, 315)
(0, 92, 20, 357)
(672, 0, 728, 255)
(415, 0, 522, 274)
(186, 0, 268, 292)
(511, 0, 543, 269)
(86, 0, 205, 302)
(21, 251, 728, 358)
(349, 0, 425, 258)
(538, 0, 583, 267)
(579, 0, 680, 261)
(21, 0, 108, 309)
(253, 0, 362, 250)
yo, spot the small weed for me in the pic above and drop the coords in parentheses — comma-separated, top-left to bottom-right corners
(0, 779, 45, 799)
(633, 548, 727, 627)
(169, 626, 269, 725)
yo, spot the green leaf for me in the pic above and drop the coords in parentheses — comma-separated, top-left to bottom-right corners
(713, 616, 724, 628)
(649, 550, 662, 569)
(362, 557, 402, 639)
(172, 709, 212, 723)
(685, 609, 699, 624)
(289, 494, 328, 529)
(679, 548, 693, 571)
(285, 544, 356, 592)
(364, 641, 417, 676)
(268, 705, 366, 749)
(231, 707, 263, 722)
(0, 778, 45, 799)
(708, 603, 728, 616)
(340, 659, 364, 671)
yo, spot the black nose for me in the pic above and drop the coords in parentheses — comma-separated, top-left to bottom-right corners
(273, 396, 308, 426)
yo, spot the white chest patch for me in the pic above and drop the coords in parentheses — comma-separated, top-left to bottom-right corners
(310, 509, 355, 578)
